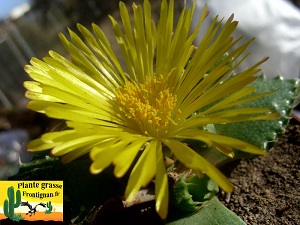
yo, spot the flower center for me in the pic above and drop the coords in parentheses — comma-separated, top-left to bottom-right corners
(115, 76, 177, 137)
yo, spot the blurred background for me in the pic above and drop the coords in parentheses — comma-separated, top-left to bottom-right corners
(0, 0, 134, 110)
(190, 0, 300, 79)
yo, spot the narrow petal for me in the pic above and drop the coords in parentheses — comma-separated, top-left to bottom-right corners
(66, 121, 123, 134)
(155, 142, 169, 219)
(180, 109, 280, 130)
(51, 134, 111, 156)
(113, 138, 150, 178)
(61, 142, 98, 163)
(25, 91, 62, 104)
(125, 140, 157, 201)
(41, 130, 74, 140)
(27, 138, 57, 151)
(163, 138, 233, 193)
(156, 0, 174, 75)
(174, 129, 266, 155)
(90, 138, 127, 174)
(24, 81, 42, 92)
(44, 106, 117, 127)
(90, 138, 122, 160)
(213, 143, 235, 158)
(91, 23, 128, 82)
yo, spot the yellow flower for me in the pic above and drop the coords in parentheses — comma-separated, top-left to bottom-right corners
(24, 0, 279, 219)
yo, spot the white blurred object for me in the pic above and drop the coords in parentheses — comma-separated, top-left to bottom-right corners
(188, 0, 300, 78)
(0, 129, 32, 179)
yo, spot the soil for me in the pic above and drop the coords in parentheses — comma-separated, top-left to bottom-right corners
(218, 118, 300, 225)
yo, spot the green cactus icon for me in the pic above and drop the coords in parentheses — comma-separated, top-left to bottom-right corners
(3, 186, 22, 220)
(45, 201, 53, 214)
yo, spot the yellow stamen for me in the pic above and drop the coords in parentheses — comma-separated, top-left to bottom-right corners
(115, 76, 177, 137)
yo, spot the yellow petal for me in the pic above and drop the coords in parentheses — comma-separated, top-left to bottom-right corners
(51, 134, 111, 156)
(66, 121, 123, 135)
(125, 140, 157, 201)
(41, 130, 76, 142)
(25, 91, 62, 103)
(44, 106, 116, 127)
(90, 138, 121, 160)
(90, 139, 126, 174)
(26, 100, 59, 113)
(27, 138, 56, 151)
(24, 81, 42, 93)
(163, 138, 233, 193)
(175, 129, 266, 155)
(214, 143, 235, 158)
(177, 110, 280, 133)
(41, 86, 112, 114)
(61, 143, 95, 163)
(113, 138, 149, 178)
(155, 142, 169, 219)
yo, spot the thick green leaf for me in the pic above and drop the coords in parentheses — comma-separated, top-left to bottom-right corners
(213, 76, 298, 158)
(193, 53, 298, 162)
(166, 197, 245, 225)
(195, 76, 299, 166)
(169, 174, 219, 211)
(215, 76, 298, 151)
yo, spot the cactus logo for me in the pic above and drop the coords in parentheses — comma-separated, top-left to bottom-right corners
(0, 181, 63, 223)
